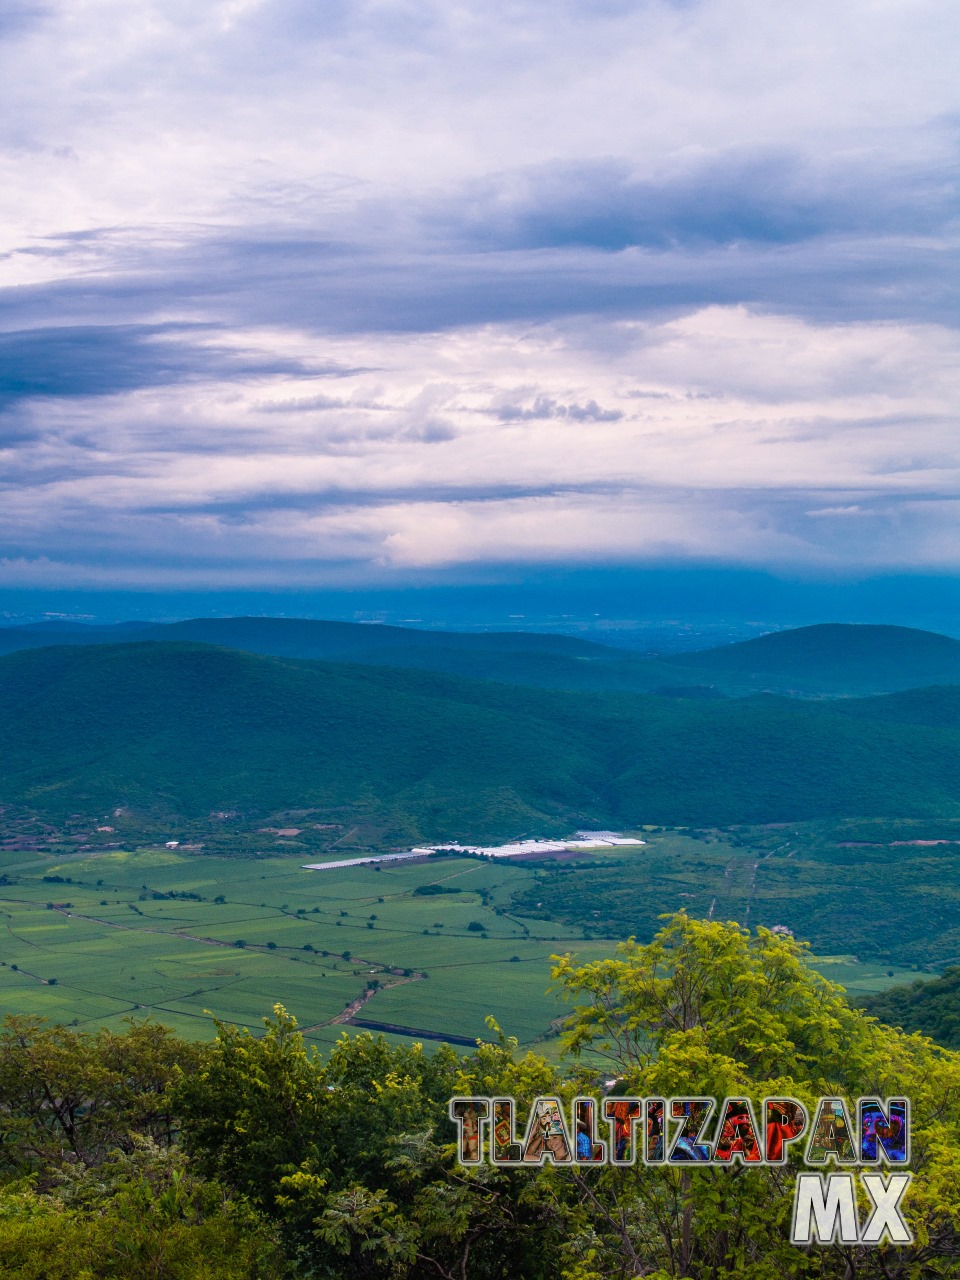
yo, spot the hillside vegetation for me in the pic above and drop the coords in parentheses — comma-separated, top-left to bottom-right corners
(860, 967, 960, 1047)
(2, 641, 960, 837)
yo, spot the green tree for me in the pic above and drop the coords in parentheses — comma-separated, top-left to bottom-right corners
(176, 1008, 572, 1278)
(550, 913, 960, 1279)
(0, 1016, 199, 1178)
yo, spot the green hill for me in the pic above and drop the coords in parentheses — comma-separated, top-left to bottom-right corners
(0, 617, 681, 694)
(0, 641, 607, 838)
(146, 618, 688, 693)
(0, 622, 147, 658)
(860, 968, 960, 1048)
(146, 616, 609, 659)
(2, 642, 960, 838)
(667, 623, 960, 694)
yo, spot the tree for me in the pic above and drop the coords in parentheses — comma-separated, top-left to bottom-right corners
(550, 913, 960, 1279)
(0, 1016, 199, 1178)
(176, 1007, 571, 1277)
(174, 1006, 329, 1217)
(4, 916, 960, 1278)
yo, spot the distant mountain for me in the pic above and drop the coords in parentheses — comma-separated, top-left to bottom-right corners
(1, 641, 960, 838)
(146, 616, 610, 658)
(0, 617, 686, 694)
(0, 622, 150, 657)
(1, 618, 959, 696)
(667, 624, 960, 694)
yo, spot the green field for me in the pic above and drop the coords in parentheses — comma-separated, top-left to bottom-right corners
(0, 832, 921, 1049)
(0, 845, 618, 1048)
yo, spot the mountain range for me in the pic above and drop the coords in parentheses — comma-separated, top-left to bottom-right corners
(3, 617, 960, 697)
(1, 621, 959, 839)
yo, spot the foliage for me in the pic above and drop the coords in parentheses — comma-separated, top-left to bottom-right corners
(170, 919, 960, 1277)
(0, 1021, 282, 1279)
(0, 1142, 285, 1279)
(176, 1008, 569, 1278)
(860, 968, 960, 1049)
(0, 1017, 199, 1178)
(550, 914, 960, 1278)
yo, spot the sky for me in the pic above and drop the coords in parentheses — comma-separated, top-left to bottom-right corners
(1, 0, 958, 625)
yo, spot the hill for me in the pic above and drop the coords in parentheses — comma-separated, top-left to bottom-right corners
(0, 621, 149, 658)
(2, 642, 960, 839)
(144, 616, 690, 694)
(0, 617, 684, 694)
(146, 616, 610, 659)
(860, 969, 960, 1048)
(667, 623, 960, 694)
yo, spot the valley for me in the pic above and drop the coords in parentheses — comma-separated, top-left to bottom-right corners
(1, 617, 958, 1050)
(0, 826, 927, 1049)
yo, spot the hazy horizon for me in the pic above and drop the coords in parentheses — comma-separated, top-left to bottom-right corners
(4, 566, 960, 646)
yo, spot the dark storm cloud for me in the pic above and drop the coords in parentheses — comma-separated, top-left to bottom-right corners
(442, 151, 960, 251)
(0, 221, 955, 352)
(2, 138, 957, 353)
(0, 323, 367, 410)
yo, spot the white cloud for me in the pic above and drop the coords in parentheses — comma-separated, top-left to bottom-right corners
(1, 0, 957, 243)
(1, 307, 958, 582)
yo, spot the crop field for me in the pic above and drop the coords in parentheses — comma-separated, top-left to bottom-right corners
(0, 845, 616, 1048)
(0, 833, 920, 1050)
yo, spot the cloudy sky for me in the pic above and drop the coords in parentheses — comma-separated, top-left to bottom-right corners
(1, 0, 958, 618)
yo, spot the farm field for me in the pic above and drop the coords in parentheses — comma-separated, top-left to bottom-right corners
(0, 844, 614, 1048)
(0, 830, 921, 1049)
